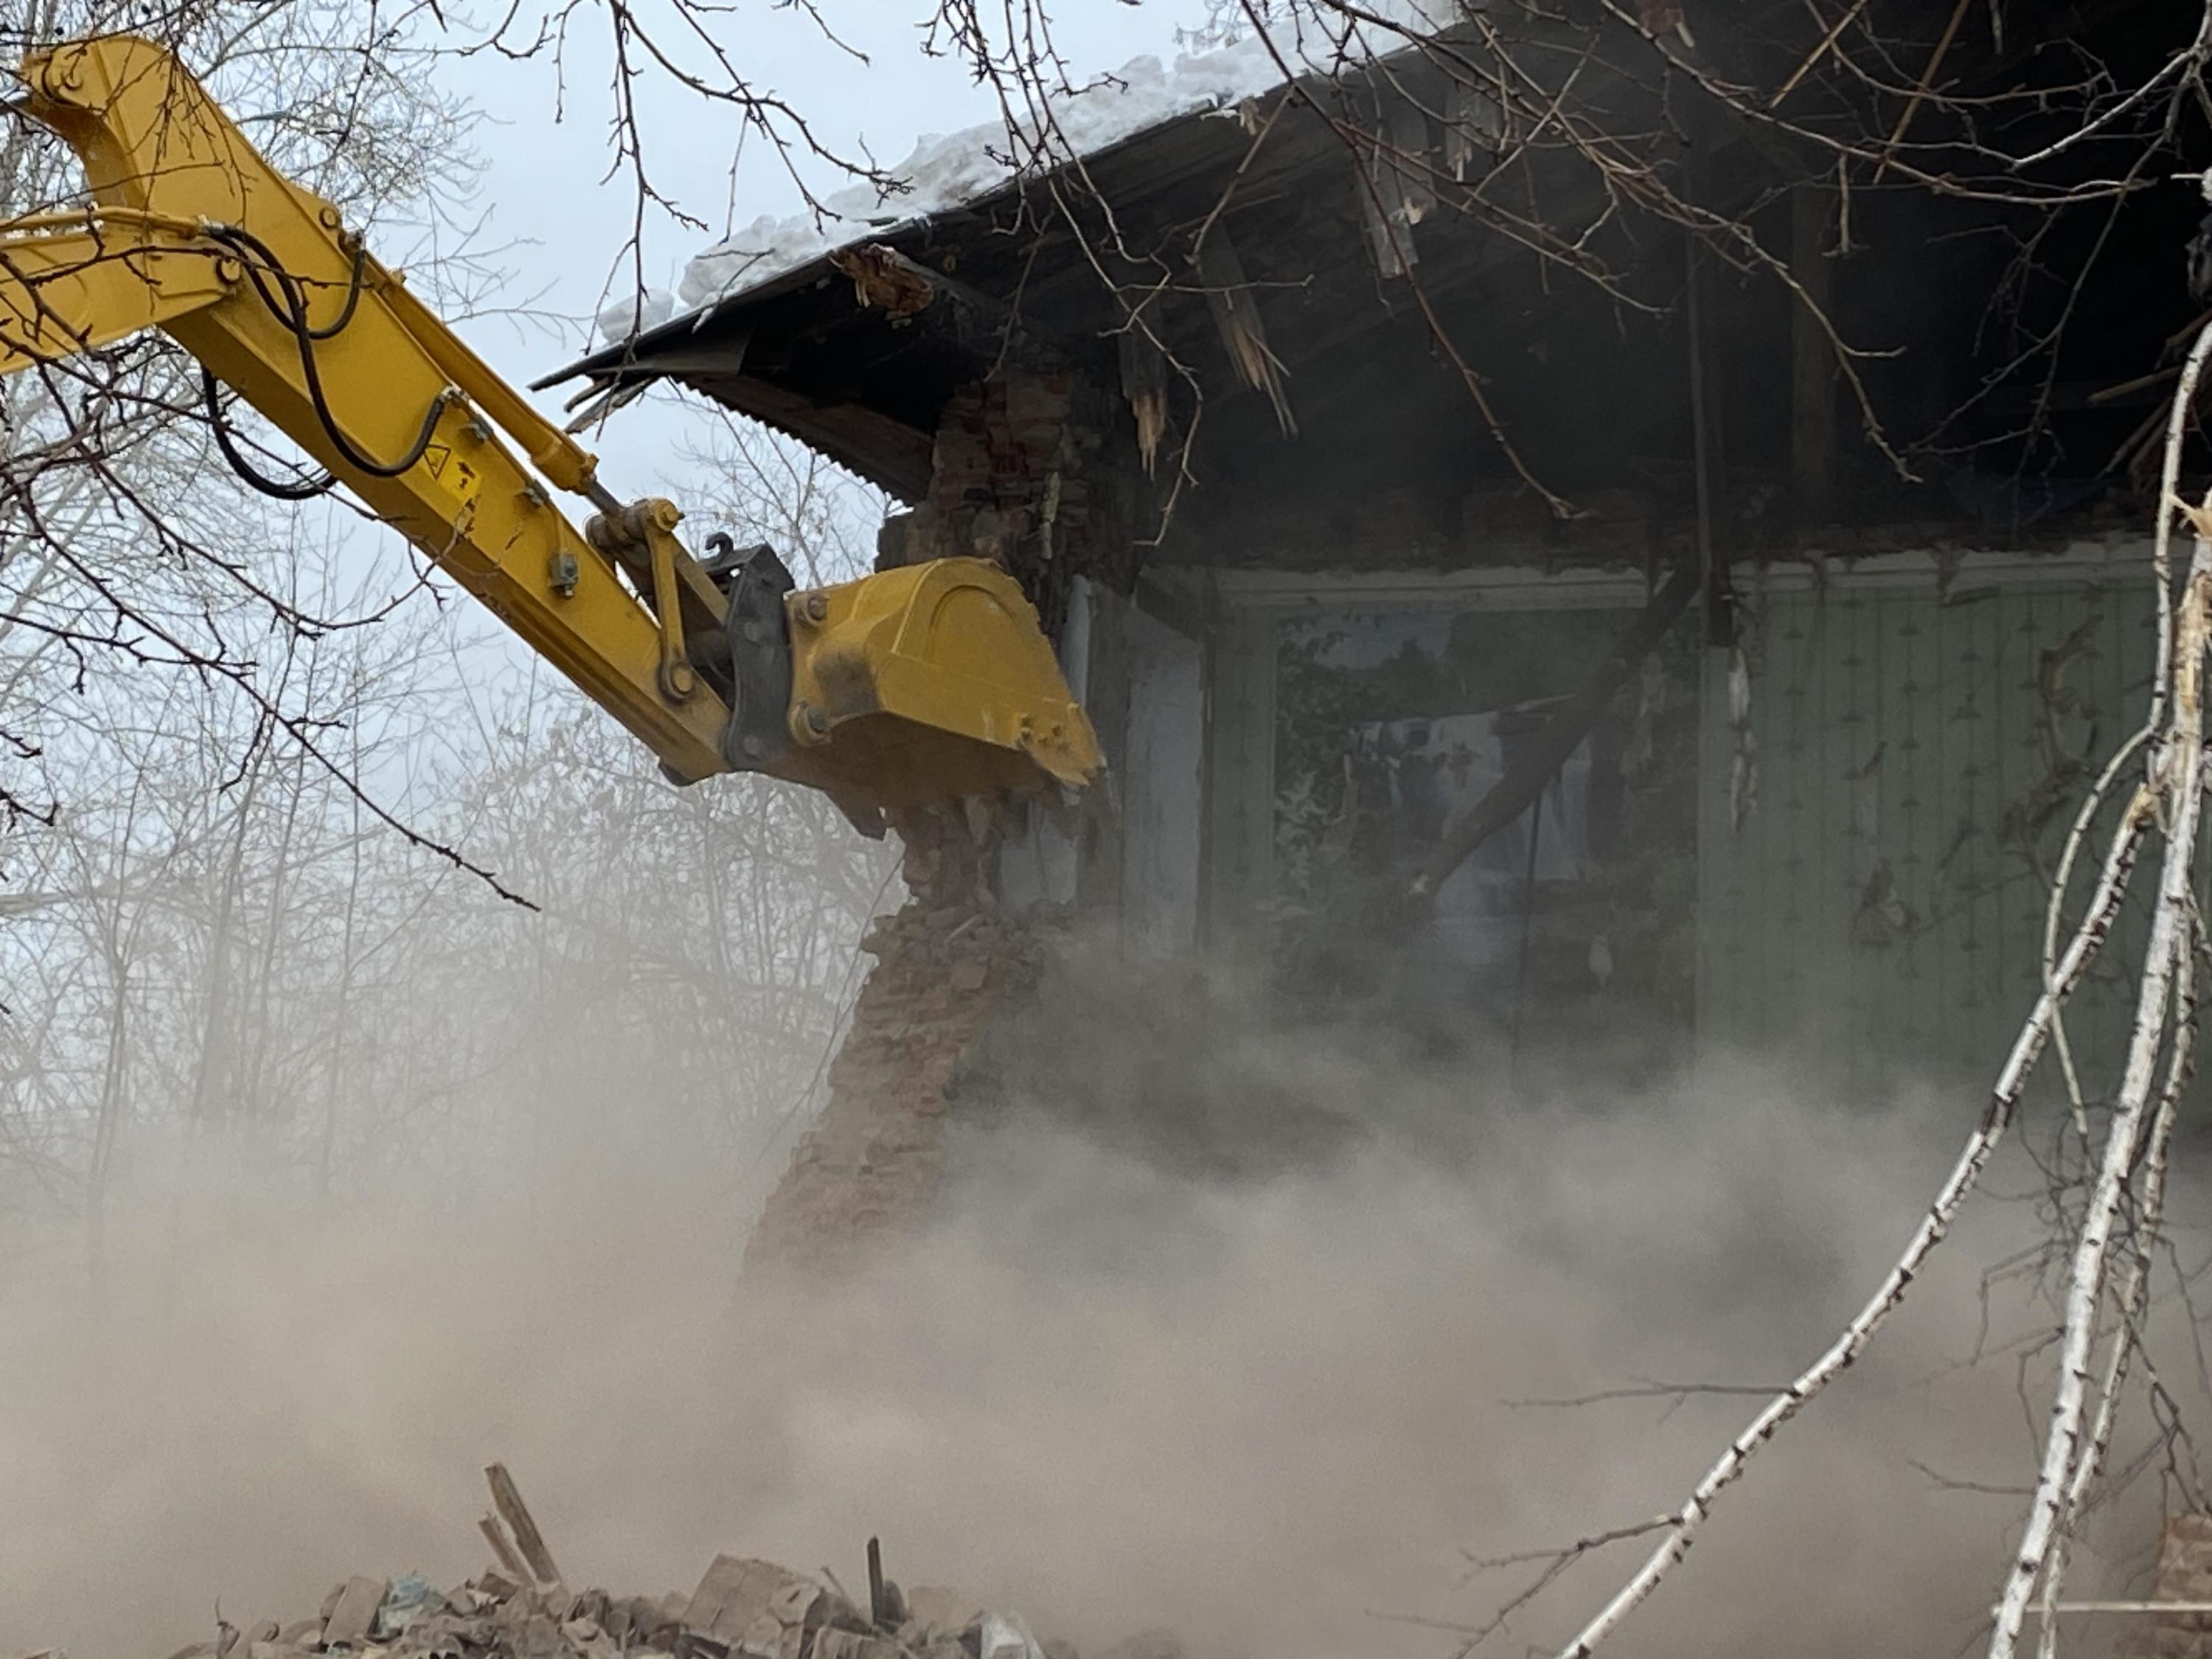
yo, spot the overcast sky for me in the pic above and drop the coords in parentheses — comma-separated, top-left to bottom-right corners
(431, 3, 1203, 496)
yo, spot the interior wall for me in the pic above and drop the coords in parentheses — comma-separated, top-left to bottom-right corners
(1201, 608, 1276, 949)
(1197, 568, 1700, 1059)
(1120, 606, 1205, 958)
(999, 580, 1094, 911)
(1698, 545, 2164, 1086)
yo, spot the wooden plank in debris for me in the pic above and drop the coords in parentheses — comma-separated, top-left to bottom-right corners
(866, 1537, 888, 1630)
(484, 1463, 563, 1589)
(479, 1512, 532, 1586)
(321, 1576, 390, 1647)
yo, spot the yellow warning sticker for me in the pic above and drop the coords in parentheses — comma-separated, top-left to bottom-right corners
(419, 442, 483, 509)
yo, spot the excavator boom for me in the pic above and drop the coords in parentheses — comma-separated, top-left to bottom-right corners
(0, 35, 1101, 824)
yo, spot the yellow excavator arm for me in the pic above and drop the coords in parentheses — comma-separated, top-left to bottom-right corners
(0, 35, 1102, 829)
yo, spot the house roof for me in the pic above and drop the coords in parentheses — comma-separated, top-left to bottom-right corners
(671, 36, 1292, 321)
(535, 4, 2201, 546)
(535, 33, 1296, 495)
(535, 30, 1537, 504)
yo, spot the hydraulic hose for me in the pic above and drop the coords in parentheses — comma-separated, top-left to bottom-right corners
(204, 223, 452, 480)
(201, 366, 335, 501)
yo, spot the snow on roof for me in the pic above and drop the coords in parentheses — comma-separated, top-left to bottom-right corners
(594, 35, 1288, 346)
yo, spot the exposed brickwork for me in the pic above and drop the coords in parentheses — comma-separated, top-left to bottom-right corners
(742, 900, 1050, 1281)
(877, 369, 1139, 633)
(747, 361, 1137, 1281)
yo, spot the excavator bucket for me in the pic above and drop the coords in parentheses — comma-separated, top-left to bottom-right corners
(715, 549, 1103, 823)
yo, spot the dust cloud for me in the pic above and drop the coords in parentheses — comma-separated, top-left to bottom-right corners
(0, 955, 2184, 1658)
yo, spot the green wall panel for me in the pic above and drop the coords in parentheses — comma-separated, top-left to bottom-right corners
(1699, 571, 2162, 1088)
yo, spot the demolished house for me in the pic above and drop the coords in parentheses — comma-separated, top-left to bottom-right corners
(545, 6, 2201, 1150)
(33, 14, 2212, 1659)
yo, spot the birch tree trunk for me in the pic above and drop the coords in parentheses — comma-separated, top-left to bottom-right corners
(1552, 335, 2212, 1659)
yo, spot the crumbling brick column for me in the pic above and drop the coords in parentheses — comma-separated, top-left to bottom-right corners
(741, 898, 1048, 1280)
(743, 358, 1139, 1282)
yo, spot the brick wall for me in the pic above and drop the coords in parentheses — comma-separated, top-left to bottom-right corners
(741, 898, 1050, 1280)
(876, 369, 1138, 634)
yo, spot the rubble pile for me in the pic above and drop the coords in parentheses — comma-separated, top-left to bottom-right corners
(120, 1469, 1169, 1659)
(743, 897, 1055, 1278)
(141, 1555, 1035, 1659)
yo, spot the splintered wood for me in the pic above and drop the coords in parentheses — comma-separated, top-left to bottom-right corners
(1192, 229, 1293, 437)
(1116, 324, 1169, 476)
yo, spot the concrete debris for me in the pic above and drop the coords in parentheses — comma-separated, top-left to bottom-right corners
(108, 1467, 1164, 1659)
(682, 1557, 818, 1644)
(973, 1613, 1046, 1659)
